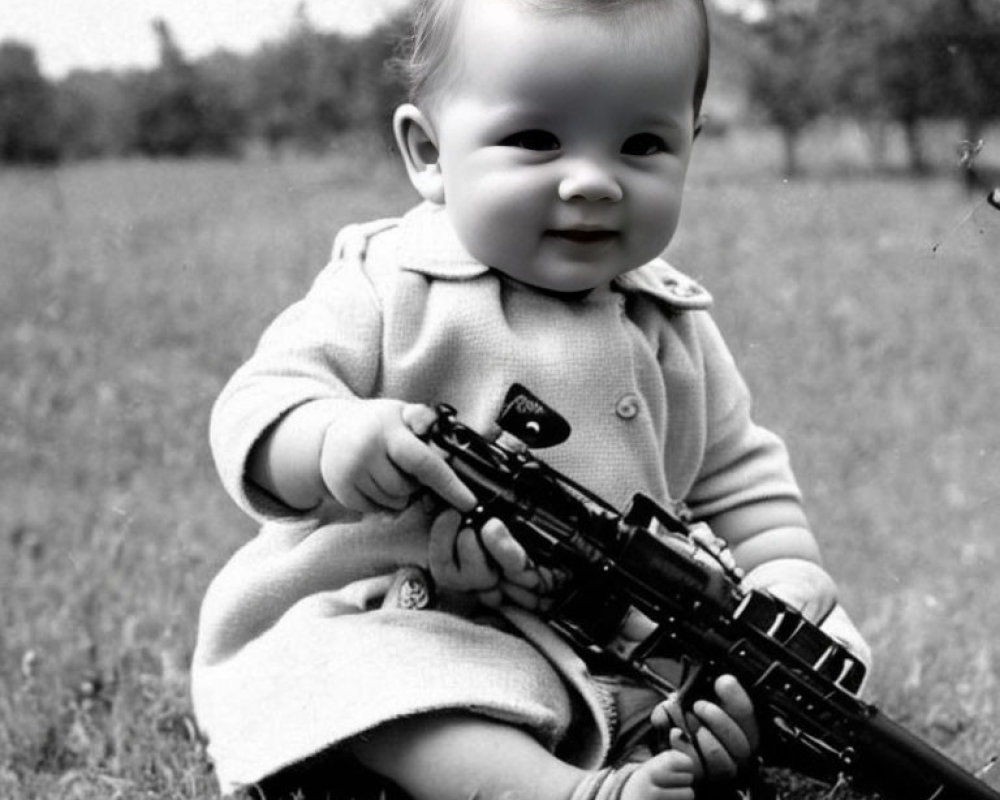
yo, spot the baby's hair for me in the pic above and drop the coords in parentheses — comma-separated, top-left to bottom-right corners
(400, 0, 710, 120)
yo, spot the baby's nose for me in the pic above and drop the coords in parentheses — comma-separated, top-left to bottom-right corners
(558, 160, 623, 203)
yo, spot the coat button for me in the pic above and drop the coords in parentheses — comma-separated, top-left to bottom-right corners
(615, 393, 640, 420)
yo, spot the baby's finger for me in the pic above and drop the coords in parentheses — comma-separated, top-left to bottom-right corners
(504, 567, 541, 591)
(355, 474, 407, 511)
(712, 675, 759, 751)
(691, 700, 752, 769)
(667, 729, 704, 781)
(357, 463, 418, 511)
(645, 749, 695, 789)
(324, 473, 382, 513)
(691, 723, 739, 781)
(476, 586, 504, 608)
(428, 509, 462, 584)
(536, 566, 569, 596)
(399, 404, 477, 510)
(400, 403, 438, 437)
(668, 716, 738, 782)
(498, 581, 543, 611)
(478, 519, 535, 583)
(369, 456, 420, 501)
(454, 527, 499, 588)
(388, 428, 476, 512)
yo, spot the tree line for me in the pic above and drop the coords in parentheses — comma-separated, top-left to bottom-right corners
(1, 0, 998, 174)
(0, 8, 407, 164)
(741, 0, 1000, 176)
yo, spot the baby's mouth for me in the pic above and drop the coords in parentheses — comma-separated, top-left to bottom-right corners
(547, 229, 618, 244)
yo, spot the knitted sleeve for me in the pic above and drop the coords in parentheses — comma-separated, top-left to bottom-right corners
(209, 224, 387, 523)
(683, 311, 804, 526)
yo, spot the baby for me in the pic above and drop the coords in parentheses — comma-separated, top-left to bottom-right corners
(191, 1, 870, 799)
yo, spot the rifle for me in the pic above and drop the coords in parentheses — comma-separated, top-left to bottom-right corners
(422, 383, 1000, 800)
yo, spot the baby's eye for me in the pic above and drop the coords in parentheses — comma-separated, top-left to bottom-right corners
(621, 133, 668, 156)
(499, 130, 561, 151)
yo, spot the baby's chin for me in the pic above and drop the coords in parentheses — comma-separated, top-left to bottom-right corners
(488, 258, 639, 297)
(492, 270, 616, 300)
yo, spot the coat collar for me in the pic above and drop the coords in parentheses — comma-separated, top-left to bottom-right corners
(395, 201, 712, 310)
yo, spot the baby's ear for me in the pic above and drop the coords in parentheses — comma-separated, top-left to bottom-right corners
(393, 104, 445, 204)
(693, 113, 707, 141)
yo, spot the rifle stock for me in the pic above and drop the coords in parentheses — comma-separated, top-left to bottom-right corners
(423, 386, 1000, 800)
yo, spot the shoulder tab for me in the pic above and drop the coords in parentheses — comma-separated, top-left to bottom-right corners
(617, 259, 713, 310)
(330, 217, 401, 266)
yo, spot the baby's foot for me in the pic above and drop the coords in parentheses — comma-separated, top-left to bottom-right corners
(569, 752, 695, 800)
(621, 749, 696, 800)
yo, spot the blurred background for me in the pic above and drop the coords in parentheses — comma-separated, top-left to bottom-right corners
(2, 1, 999, 799)
(0, 0, 998, 182)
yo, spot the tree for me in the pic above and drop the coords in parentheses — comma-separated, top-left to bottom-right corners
(823, 0, 1000, 174)
(741, 2, 829, 177)
(928, 0, 1000, 148)
(812, 0, 947, 173)
(350, 12, 412, 146)
(55, 69, 136, 158)
(0, 40, 59, 164)
(247, 17, 366, 152)
(130, 19, 244, 157)
(736, 0, 1000, 176)
(239, 1, 413, 153)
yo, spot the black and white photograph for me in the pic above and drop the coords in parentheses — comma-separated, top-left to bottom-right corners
(2, 2, 999, 798)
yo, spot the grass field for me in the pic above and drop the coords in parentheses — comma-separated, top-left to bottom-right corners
(2, 127, 999, 799)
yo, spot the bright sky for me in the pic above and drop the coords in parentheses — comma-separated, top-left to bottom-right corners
(0, 0, 414, 78)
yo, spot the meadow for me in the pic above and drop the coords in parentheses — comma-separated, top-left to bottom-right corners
(1, 125, 999, 799)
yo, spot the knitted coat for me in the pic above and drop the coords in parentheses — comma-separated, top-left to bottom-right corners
(191, 202, 804, 793)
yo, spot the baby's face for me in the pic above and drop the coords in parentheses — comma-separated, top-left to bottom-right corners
(429, 0, 699, 293)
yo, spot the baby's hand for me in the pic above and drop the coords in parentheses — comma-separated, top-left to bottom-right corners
(428, 509, 559, 609)
(741, 558, 837, 624)
(652, 675, 759, 785)
(319, 401, 475, 513)
(743, 560, 871, 673)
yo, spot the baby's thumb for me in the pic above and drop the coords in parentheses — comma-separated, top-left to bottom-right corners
(401, 403, 438, 436)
